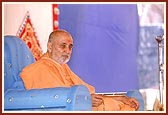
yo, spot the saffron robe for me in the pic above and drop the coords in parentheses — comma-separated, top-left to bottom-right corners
(20, 52, 137, 111)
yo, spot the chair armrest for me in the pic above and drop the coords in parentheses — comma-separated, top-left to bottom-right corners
(4, 85, 92, 111)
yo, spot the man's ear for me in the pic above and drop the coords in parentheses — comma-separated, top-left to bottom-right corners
(47, 42, 52, 52)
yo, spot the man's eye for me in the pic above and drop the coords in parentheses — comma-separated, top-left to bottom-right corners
(69, 45, 73, 50)
(60, 45, 66, 48)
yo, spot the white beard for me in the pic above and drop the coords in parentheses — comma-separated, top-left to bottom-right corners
(57, 56, 70, 65)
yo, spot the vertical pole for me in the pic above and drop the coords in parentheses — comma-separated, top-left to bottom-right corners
(155, 35, 164, 105)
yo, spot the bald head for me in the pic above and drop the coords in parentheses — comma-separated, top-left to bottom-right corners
(48, 29, 73, 43)
(47, 29, 73, 65)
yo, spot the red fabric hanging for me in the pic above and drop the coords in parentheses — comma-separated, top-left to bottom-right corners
(52, 4, 59, 30)
(17, 11, 43, 61)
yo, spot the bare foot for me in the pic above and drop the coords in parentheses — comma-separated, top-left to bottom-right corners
(153, 98, 164, 111)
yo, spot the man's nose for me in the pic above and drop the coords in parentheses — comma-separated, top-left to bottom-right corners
(64, 47, 71, 54)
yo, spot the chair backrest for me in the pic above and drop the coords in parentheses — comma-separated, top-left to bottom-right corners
(4, 35, 35, 92)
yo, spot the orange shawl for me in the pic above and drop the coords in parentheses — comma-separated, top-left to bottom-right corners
(20, 52, 95, 94)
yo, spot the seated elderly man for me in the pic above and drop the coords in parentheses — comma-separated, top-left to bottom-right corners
(20, 29, 139, 111)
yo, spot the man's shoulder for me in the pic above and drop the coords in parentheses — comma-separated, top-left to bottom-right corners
(22, 59, 47, 71)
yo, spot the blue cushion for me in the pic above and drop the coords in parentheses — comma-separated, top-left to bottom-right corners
(4, 35, 35, 92)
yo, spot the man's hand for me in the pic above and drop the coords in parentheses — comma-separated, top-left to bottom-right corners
(113, 96, 139, 110)
(91, 94, 103, 107)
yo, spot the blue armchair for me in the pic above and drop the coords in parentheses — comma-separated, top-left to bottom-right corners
(4, 35, 92, 111)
